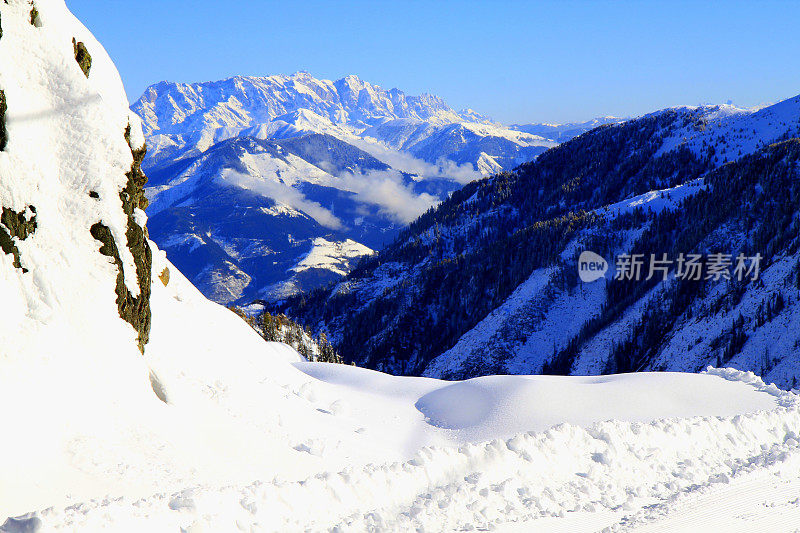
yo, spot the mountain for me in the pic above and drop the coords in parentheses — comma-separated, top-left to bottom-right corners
(135, 73, 464, 135)
(512, 116, 626, 141)
(4, 3, 800, 531)
(132, 72, 555, 168)
(142, 130, 469, 304)
(131, 74, 559, 304)
(279, 99, 800, 389)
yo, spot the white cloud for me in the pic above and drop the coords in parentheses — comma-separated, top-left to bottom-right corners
(348, 137, 482, 185)
(220, 170, 344, 230)
(336, 169, 440, 224)
(219, 137, 479, 228)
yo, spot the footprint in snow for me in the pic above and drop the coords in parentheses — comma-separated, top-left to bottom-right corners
(0, 514, 42, 533)
(168, 490, 196, 512)
(297, 382, 318, 402)
(329, 399, 348, 416)
(293, 440, 324, 456)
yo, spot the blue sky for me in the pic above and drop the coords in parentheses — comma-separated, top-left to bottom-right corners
(68, 0, 800, 124)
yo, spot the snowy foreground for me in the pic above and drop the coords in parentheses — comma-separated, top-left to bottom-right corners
(5, 261, 800, 532)
(1, 1, 800, 531)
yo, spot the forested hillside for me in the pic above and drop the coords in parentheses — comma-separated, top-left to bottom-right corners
(278, 104, 800, 388)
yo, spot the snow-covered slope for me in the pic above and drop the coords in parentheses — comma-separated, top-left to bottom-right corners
(129, 73, 564, 305)
(421, 101, 800, 386)
(132, 73, 556, 175)
(143, 133, 450, 304)
(283, 100, 800, 390)
(261, 237, 374, 301)
(512, 116, 626, 141)
(655, 99, 800, 164)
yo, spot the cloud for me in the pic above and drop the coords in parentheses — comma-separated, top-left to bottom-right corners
(348, 137, 482, 185)
(220, 170, 344, 230)
(219, 137, 481, 228)
(336, 169, 440, 224)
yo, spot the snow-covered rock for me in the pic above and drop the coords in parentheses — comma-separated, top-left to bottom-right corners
(260, 237, 374, 301)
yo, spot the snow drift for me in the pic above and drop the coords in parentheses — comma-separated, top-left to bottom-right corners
(1, 1, 799, 532)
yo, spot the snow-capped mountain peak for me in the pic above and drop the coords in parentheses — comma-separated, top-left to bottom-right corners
(134, 72, 467, 138)
(132, 73, 565, 304)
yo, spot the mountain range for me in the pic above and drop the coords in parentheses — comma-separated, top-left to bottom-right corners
(133, 72, 800, 391)
(278, 97, 800, 389)
(132, 73, 615, 304)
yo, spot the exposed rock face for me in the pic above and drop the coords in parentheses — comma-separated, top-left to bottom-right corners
(158, 266, 170, 287)
(1, 10, 5, 150)
(29, 2, 38, 26)
(0, 206, 37, 272)
(0, 89, 7, 150)
(90, 127, 152, 353)
(72, 37, 91, 77)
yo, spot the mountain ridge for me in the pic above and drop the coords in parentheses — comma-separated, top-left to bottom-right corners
(131, 73, 566, 304)
(134, 72, 474, 137)
(277, 96, 800, 388)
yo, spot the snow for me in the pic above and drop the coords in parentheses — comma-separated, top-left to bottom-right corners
(657, 99, 800, 165)
(423, 235, 624, 379)
(158, 232, 205, 253)
(196, 260, 253, 302)
(477, 151, 504, 175)
(257, 238, 374, 301)
(133, 73, 465, 139)
(9, 350, 800, 531)
(460, 121, 554, 146)
(291, 237, 374, 276)
(0, 0, 141, 296)
(3, 2, 800, 531)
(647, 252, 800, 387)
(424, 262, 560, 378)
(613, 457, 800, 532)
(413, 371, 776, 440)
(511, 116, 626, 142)
(598, 178, 707, 219)
(134, 73, 560, 181)
(135, 69, 569, 302)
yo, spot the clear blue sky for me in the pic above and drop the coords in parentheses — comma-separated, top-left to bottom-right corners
(67, 0, 800, 124)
